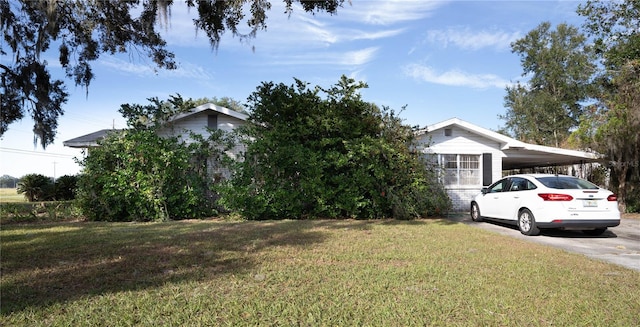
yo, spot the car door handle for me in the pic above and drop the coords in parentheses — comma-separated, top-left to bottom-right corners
(513, 196, 519, 199)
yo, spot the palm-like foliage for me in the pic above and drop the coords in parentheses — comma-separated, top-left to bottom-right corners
(17, 174, 52, 202)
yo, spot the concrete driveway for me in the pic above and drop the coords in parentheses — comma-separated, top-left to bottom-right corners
(451, 214, 640, 271)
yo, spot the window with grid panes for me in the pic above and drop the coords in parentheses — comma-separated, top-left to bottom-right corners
(442, 154, 458, 185)
(441, 154, 480, 185)
(459, 154, 480, 185)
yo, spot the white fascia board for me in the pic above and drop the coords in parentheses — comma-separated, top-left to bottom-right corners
(169, 103, 249, 123)
(522, 143, 602, 159)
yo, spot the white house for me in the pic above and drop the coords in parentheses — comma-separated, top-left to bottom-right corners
(415, 118, 602, 211)
(63, 103, 249, 178)
(154, 103, 248, 144)
(63, 103, 248, 148)
(66, 111, 603, 212)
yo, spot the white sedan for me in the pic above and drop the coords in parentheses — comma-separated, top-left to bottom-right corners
(470, 174, 620, 236)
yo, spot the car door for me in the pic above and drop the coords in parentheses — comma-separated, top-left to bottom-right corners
(497, 177, 530, 221)
(479, 178, 511, 218)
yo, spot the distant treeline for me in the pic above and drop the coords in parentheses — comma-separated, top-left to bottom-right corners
(0, 175, 19, 188)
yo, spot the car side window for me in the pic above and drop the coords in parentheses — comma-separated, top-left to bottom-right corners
(509, 177, 529, 191)
(488, 179, 508, 193)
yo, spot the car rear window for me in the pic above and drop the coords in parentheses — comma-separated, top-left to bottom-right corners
(535, 176, 599, 190)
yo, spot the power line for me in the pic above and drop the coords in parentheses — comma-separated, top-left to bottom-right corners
(0, 147, 78, 159)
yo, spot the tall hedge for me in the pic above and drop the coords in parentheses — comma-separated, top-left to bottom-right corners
(75, 95, 241, 222)
(76, 130, 208, 221)
(221, 76, 450, 220)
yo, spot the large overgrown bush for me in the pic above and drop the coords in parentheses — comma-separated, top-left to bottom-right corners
(76, 130, 212, 221)
(76, 95, 238, 222)
(221, 76, 450, 220)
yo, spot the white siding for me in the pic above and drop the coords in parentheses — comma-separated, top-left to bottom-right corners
(157, 111, 246, 142)
(423, 126, 501, 154)
(156, 109, 248, 180)
(417, 126, 505, 211)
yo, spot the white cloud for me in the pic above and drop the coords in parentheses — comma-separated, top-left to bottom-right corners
(342, 0, 446, 25)
(351, 28, 406, 41)
(425, 27, 520, 51)
(99, 57, 213, 80)
(268, 47, 379, 67)
(159, 2, 414, 48)
(403, 63, 511, 89)
(100, 57, 153, 75)
(343, 47, 379, 66)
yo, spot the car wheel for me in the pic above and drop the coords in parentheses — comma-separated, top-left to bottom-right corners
(470, 202, 483, 222)
(583, 228, 607, 236)
(518, 209, 540, 236)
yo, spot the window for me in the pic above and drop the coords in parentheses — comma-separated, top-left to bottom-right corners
(444, 128, 452, 136)
(488, 178, 509, 193)
(208, 115, 218, 129)
(442, 154, 458, 185)
(536, 176, 598, 190)
(441, 154, 481, 186)
(508, 177, 536, 191)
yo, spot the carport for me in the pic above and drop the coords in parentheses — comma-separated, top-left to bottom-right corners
(501, 142, 602, 170)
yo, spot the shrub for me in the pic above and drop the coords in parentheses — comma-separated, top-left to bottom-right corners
(221, 76, 451, 220)
(54, 175, 78, 200)
(17, 174, 53, 202)
(76, 130, 220, 222)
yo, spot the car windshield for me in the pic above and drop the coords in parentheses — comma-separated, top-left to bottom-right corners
(535, 176, 599, 190)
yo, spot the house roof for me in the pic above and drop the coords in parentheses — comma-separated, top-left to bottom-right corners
(171, 103, 249, 122)
(63, 129, 123, 148)
(419, 117, 602, 170)
(63, 103, 248, 148)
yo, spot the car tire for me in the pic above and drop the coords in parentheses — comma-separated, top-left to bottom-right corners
(470, 202, 483, 222)
(518, 209, 540, 236)
(583, 228, 607, 236)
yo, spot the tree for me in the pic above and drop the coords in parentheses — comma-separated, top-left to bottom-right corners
(572, 0, 640, 212)
(500, 22, 596, 147)
(1, 0, 345, 148)
(577, 0, 640, 69)
(118, 94, 197, 130)
(0, 175, 19, 188)
(221, 76, 450, 220)
(17, 173, 52, 202)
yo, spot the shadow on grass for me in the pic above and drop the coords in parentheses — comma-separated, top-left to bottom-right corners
(0, 220, 327, 314)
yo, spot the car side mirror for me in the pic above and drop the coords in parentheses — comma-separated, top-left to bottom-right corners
(481, 188, 488, 195)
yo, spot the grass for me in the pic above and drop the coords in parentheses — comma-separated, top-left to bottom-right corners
(0, 188, 24, 203)
(1, 219, 639, 326)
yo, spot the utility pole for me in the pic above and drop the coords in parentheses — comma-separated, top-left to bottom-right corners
(53, 161, 57, 183)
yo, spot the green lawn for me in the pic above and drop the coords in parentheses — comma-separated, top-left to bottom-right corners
(1, 219, 639, 326)
(0, 188, 24, 203)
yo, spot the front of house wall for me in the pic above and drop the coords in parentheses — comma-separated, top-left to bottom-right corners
(446, 187, 483, 212)
(418, 125, 504, 212)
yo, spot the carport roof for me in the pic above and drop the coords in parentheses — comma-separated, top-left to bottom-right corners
(418, 118, 602, 170)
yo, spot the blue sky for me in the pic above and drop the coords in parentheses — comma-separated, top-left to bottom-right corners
(0, 0, 586, 178)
